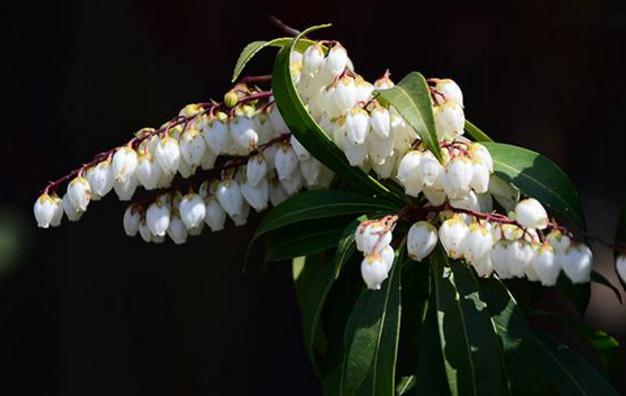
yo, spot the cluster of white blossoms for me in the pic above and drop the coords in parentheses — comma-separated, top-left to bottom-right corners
(34, 86, 332, 242)
(354, 216, 397, 290)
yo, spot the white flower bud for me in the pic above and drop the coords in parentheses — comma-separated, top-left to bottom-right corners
(450, 191, 481, 212)
(461, 222, 494, 264)
(231, 201, 250, 226)
(434, 102, 465, 141)
(269, 105, 289, 136)
(423, 186, 447, 206)
(419, 151, 443, 188)
(230, 116, 258, 151)
(491, 241, 513, 279)
(135, 152, 162, 190)
(371, 152, 397, 179)
(274, 144, 299, 181)
(167, 215, 188, 244)
(435, 79, 463, 107)
(269, 178, 289, 206)
(61, 193, 82, 222)
(254, 112, 275, 144)
(469, 143, 493, 172)
(374, 74, 394, 90)
(473, 255, 494, 278)
(113, 174, 138, 201)
(355, 221, 393, 255)
(391, 115, 417, 153)
(215, 179, 245, 221)
(179, 193, 206, 229)
(332, 76, 358, 115)
(146, 196, 170, 237)
(67, 176, 91, 212)
(302, 43, 325, 75)
(369, 106, 391, 138)
(546, 230, 571, 254)
(246, 154, 268, 187)
(86, 160, 113, 200)
(200, 147, 217, 171)
(531, 245, 560, 286)
(289, 135, 310, 160)
(262, 144, 278, 170)
(355, 77, 373, 103)
(514, 198, 549, 230)
(139, 220, 152, 243)
(367, 128, 394, 165)
(345, 107, 369, 145)
(280, 168, 304, 196)
(111, 146, 138, 182)
(361, 252, 390, 290)
(322, 44, 349, 80)
(241, 177, 269, 212)
(204, 196, 227, 232)
(342, 138, 368, 167)
(470, 162, 490, 194)
(616, 255, 626, 285)
(299, 157, 323, 187)
(33, 193, 60, 228)
(507, 241, 536, 278)
(397, 151, 423, 196)
(177, 157, 197, 179)
(123, 206, 140, 237)
(561, 245, 593, 284)
(407, 221, 438, 261)
(440, 157, 474, 200)
(439, 216, 469, 259)
(155, 136, 181, 175)
(201, 118, 229, 154)
(179, 128, 206, 167)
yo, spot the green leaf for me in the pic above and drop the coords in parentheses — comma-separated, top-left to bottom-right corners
(395, 376, 416, 395)
(254, 189, 398, 240)
(488, 175, 521, 213)
(482, 142, 586, 230)
(231, 37, 320, 82)
(292, 252, 336, 375)
(464, 120, 493, 142)
(272, 26, 401, 200)
(480, 277, 548, 395)
(429, 248, 503, 396)
(532, 332, 619, 396)
(375, 72, 443, 162)
(265, 216, 351, 261)
(341, 244, 404, 395)
(531, 310, 621, 380)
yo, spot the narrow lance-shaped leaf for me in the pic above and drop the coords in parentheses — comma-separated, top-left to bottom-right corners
(429, 248, 503, 396)
(272, 25, 402, 201)
(532, 332, 619, 396)
(341, 243, 405, 395)
(482, 142, 586, 230)
(375, 72, 443, 162)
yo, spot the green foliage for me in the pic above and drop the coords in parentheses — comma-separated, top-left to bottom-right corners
(375, 72, 443, 162)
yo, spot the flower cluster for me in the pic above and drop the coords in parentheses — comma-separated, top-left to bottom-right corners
(34, 83, 332, 242)
(354, 216, 397, 290)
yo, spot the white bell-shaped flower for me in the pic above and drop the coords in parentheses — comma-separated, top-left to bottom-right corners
(355, 77, 373, 103)
(274, 144, 299, 181)
(423, 186, 447, 206)
(450, 191, 481, 212)
(473, 255, 494, 278)
(361, 251, 391, 290)
(215, 179, 245, 221)
(440, 157, 474, 200)
(230, 116, 258, 151)
(61, 192, 82, 222)
(201, 118, 230, 154)
(86, 160, 113, 200)
(355, 221, 393, 255)
(491, 241, 513, 279)
(146, 196, 171, 237)
(246, 154, 268, 186)
(135, 152, 161, 190)
(380, 245, 395, 272)
(461, 222, 494, 264)
(342, 138, 368, 167)
(371, 152, 397, 179)
(514, 198, 549, 230)
(546, 230, 571, 253)
(469, 143, 493, 172)
(111, 146, 138, 182)
(531, 245, 560, 286)
(302, 43, 325, 75)
(470, 162, 490, 194)
(616, 255, 626, 284)
(138, 220, 153, 243)
(241, 178, 269, 212)
(177, 158, 197, 179)
(561, 245, 593, 284)
(407, 221, 438, 261)
(179, 193, 206, 229)
(269, 105, 289, 136)
(34, 193, 60, 228)
(439, 216, 469, 259)
(204, 196, 227, 232)
(367, 128, 394, 165)
(263, 144, 278, 170)
(179, 128, 206, 167)
(391, 117, 417, 153)
(419, 151, 443, 188)
(435, 79, 464, 107)
(231, 201, 250, 226)
(187, 221, 205, 237)
(280, 169, 304, 196)
(113, 174, 138, 201)
(397, 151, 423, 196)
(345, 107, 370, 145)
(200, 147, 217, 171)
(322, 44, 349, 81)
(123, 206, 140, 237)
(67, 176, 91, 212)
(155, 136, 181, 175)
(332, 76, 358, 116)
(507, 241, 536, 278)
(299, 157, 323, 187)
(434, 102, 465, 141)
(269, 178, 289, 206)
(290, 135, 310, 160)
(369, 105, 391, 138)
(167, 215, 188, 245)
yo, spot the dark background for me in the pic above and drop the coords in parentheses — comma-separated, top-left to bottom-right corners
(2, 0, 626, 394)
